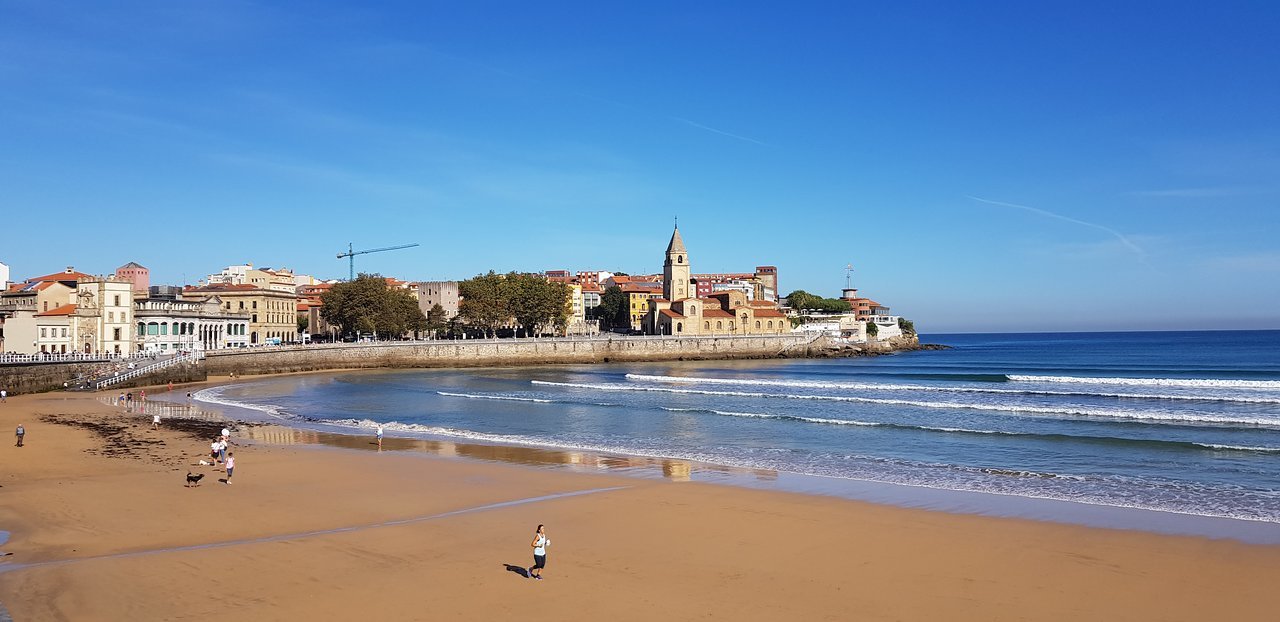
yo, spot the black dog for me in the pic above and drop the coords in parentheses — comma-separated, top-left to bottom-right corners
(185, 472, 205, 487)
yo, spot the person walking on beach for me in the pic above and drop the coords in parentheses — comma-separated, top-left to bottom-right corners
(1, 388, 7, 403)
(152, 413, 161, 431)
(225, 452, 235, 484)
(139, 390, 146, 403)
(217, 437, 228, 464)
(528, 524, 550, 580)
(376, 425, 384, 449)
(15, 423, 25, 447)
(211, 439, 221, 464)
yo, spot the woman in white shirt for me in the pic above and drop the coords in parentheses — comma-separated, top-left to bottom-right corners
(529, 524, 550, 580)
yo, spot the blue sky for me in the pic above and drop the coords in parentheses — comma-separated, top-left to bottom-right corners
(2, 1, 1278, 332)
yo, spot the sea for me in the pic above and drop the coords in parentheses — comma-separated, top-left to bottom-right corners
(193, 330, 1280, 540)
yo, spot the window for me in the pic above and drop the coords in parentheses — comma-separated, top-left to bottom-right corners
(239, 301, 245, 310)
(160, 324, 168, 335)
(113, 328, 122, 341)
(729, 322, 735, 330)
(40, 328, 47, 338)
(755, 321, 761, 329)
(108, 312, 114, 322)
(716, 321, 722, 329)
(114, 295, 121, 306)
(252, 314, 258, 323)
(43, 301, 48, 311)
(768, 321, 773, 329)
(704, 321, 710, 330)
(61, 328, 67, 338)
(676, 322, 683, 332)
(678, 255, 683, 263)
(252, 301, 258, 309)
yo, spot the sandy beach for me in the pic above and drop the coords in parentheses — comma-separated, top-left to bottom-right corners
(1, 387, 1278, 621)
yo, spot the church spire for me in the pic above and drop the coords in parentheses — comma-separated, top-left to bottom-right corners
(666, 226, 687, 255)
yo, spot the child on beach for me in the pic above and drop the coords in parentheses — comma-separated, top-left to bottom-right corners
(15, 423, 24, 447)
(376, 425, 384, 449)
(225, 452, 235, 484)
(211, 439, 221, 463)
(152, 414, 161, 430)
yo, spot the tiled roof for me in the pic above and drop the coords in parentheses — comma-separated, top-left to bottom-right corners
(26, 270, 92, 283)
(118, 261, 147, 269)
(659, 309, 684, 319)
(702, 308, 733, 318)
(753, 309, 786, 318)
(35, 303, 77, 317)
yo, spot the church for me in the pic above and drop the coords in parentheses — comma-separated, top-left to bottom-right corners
(645, 227, 789, 336)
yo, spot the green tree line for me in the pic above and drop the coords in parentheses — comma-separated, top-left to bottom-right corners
(320, 274, 427, 339)
(458, 271, 571, 337)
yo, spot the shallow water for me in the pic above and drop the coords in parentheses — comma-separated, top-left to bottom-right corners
(190, 330, 1280, 542)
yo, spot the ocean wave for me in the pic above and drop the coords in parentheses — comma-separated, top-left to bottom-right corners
(192, 387, 294, 421)
(1008, 375, 1280, 390)
(625, 373, 1280, 404)
(436, 391, 553, 403)
(659, 407, 1280, 453)
(535, 381, 1280, 427)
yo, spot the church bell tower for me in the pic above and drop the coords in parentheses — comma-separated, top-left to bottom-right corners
(663, 226, 691, 301)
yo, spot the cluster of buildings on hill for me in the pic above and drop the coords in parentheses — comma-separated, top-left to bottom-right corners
(0, 228, 902, 354)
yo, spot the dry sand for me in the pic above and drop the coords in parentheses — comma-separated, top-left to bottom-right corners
(1, 389, 1278, 621)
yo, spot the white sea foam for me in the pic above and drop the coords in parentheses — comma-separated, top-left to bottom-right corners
(192, 387, 293, 421)
(436, 391, 553, 403)
(624, 373, 1280, 404)
(1192, 443, 1280, 453)
(1008, 375, 1280, 390)
(534, 380, 1280, 427)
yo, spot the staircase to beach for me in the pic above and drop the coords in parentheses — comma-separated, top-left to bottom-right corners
(90, 351, 205, 391)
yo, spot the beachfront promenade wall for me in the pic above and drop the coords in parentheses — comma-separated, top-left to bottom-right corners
(204, 334, 823, 376)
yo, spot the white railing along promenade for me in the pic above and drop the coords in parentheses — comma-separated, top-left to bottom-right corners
(207, 332, 815, 353)
(0, 351, 167, 365)
(92, 350, 205, 390)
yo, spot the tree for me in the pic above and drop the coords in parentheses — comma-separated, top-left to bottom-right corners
(297, 315, 309, 333)
(865, 320, 878, 338)
(320, 274, 427, 339)
(898, 317, 916, 335)
(786, 290, 851, 313)
(597, 286, 628, 331)
(505, 272, 571, 337)
(458, 271, 509, 338)
(426, 303, 447, 338)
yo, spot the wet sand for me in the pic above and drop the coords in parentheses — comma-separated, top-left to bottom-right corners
(1, 389, 1279, 621)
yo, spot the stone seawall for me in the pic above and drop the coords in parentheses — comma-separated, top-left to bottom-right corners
(205, 335, 821, 376)
(0, 362, 105, 395)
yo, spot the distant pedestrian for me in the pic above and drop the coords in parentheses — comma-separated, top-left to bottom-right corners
(167, 381, 174, 392)
(139, 390, 146, 402)
(118, 392, 125, 406)
(1, 389, 7, 402)
(15, 423, 25, 447)
(225, 452, 235, 484)
(376, 425, 384, 449)
(528, 524, 550, 580)
(210, 439, 221, 463)
(126, 392, 133, 405)
(186, 392, 192, 400)
(152, 414, 161, 430)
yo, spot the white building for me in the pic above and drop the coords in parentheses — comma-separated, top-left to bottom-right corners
(0, 261, 9, 291)
(135, 289, 251, 352)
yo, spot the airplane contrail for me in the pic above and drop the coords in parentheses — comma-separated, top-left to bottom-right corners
(966, 195, 1145, 257)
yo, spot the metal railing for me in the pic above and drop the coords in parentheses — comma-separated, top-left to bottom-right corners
(0, 351, 162, 365)
(91, 350, 205, 390)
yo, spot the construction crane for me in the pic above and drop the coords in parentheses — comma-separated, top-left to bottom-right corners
(337, 242, 419, 281)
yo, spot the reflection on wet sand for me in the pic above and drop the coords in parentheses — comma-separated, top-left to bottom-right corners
(106, 395, 778, 485)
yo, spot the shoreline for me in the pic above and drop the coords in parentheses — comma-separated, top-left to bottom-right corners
(2, 389, 1279, 619)
(178, 371, 1280, 543)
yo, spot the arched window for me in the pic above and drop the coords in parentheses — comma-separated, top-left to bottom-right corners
(677, 255, 683, 264)
(676, 322, 683, 333)
(703, 321, 709, 330)
(767, 321, 774, 329)
(755, 320, 761, 329)
(716, 321, 722, 329)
